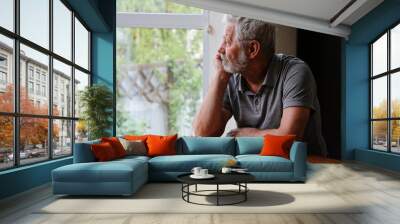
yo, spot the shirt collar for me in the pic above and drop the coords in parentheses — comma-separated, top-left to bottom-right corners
(238, 54, 278, 93)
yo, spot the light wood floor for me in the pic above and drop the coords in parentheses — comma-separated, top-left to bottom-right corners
(1, 161, 400, 224)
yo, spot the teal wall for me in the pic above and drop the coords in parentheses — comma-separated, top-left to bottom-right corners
(344, 0, 400, 171)
(91, 0, 116, 135)
(0, 0, 116, 200)
(0, 158, 72, 199)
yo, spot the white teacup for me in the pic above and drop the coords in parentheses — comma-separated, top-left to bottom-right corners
(199, 169, 208, 176)
(221, 167, 232, 174)
(191, 167, 202, 176)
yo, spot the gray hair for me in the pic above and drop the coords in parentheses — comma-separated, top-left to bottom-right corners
(225, 15, 275, 55)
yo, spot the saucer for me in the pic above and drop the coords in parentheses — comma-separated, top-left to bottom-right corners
(190, 174, 215, 179)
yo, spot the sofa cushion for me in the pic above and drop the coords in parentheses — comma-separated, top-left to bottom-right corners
(52, 159, 147, 183)
(178, 137, 235, 155)
(91, 142, 118, 161)
(147, 134, 178, 157)
(119, 138, 147, 156)
(259, 134, 296, 159)
(101, 137, 127, 158)
(149, 154, 235, 172)
(236, 155, 293, 172)
(236, 137, 263, 155)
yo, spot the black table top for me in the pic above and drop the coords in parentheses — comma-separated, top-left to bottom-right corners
(177, 172, 255, 185)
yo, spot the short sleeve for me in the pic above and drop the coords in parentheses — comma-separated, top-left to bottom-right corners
(223, 86, 232, 113)
(282, 62, 316, 111)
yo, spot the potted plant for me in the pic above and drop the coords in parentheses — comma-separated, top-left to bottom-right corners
(79, 84, 113, 140)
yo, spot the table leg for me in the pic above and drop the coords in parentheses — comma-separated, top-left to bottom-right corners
(195, 184, 197, 192)
(245, 183, 247, 201)
(217, 184, 219, 206)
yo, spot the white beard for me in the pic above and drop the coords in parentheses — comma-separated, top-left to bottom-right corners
(221, 48, 249, 74)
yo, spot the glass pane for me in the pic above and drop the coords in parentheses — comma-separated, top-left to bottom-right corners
(0, 116, 13, 170)
(20, 0, 49, 49)
(74, 18, 89, 70)
(74, 69, 89, 118)
(391, 72, 400, 118)
(20, 117, 49, 165)
(116, 28, 203, 136)
(0, 0, 14, 31)
(53, 0, 72, 60)
(0, 34, 14, 113)
(53, 119, 72, 157)
(117, 0, 203, 13)
(392, 24, 400, 70)
(53, 59, 72, 117)
(20, 44, 49, 115)
(391, 120, 400, 153)
(75, 120, 88, 143)
(372, 33, 387, 76)
(372, 121, 387, 151)
(372, 77, 387, 119)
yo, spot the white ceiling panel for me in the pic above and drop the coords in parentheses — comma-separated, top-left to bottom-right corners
(173, 0, 384, 38)
(225, 0, 352, 21)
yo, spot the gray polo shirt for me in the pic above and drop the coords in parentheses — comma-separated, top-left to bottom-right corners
(223, 54, 327, 156)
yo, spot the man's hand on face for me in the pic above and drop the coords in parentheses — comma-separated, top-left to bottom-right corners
(226, 128, 262, 137)
(215, 53, 232, 83)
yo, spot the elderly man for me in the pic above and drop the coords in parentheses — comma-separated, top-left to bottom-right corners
(193, 16, 327, 156)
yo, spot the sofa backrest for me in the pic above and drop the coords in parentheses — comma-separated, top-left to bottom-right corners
(73, 139, 100, 163)
(177, 136, 236, 155)
(235, 137, 264, 155)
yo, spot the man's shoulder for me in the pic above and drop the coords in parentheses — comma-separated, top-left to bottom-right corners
(275, 54, 307, 68)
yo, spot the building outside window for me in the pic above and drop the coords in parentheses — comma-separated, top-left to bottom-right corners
(370, 22, 400, 153)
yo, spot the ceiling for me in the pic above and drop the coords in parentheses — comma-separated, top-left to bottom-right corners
(173, 0, 384, 38)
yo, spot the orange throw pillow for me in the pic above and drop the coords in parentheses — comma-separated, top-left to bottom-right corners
(124, 135, 149, 141)
(259, 134, 296, 159)
(146, 134, 178, 157)
(101, 137, 127, 158)
(91, 142, 117, 161)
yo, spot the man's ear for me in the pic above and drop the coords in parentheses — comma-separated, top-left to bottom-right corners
(247, 40, 261, 59)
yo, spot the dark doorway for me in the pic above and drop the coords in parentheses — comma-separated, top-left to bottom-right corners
(297, 29, 342, 160)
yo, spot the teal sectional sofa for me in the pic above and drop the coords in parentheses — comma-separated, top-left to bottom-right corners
(52, 137, 307, 196)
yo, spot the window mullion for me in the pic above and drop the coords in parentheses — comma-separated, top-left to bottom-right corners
(48, 0, 53, 160)
(71, 10, 76, 154)
(14, 0, 21, 167)
(388, 30, 391, 152)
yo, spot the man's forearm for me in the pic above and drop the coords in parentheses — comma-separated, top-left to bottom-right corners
(193, 75, 229, 136)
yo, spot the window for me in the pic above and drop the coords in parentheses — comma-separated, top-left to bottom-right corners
(53, 59, 72, 117)
(371, 23, 400, 153)
(36, 84, 40, 95)
(74, 18, 89, 70)
(0, 55, 7, 67)
(28, 81, 34, 94)
(116, 0, 205, 136)
(0, 71, 6, 85)
(53, 0, 72, 60)
(0, 1, 91, 170)
(0, 35, 13, 109)
(0, 0, 14, 32)
(20, 0, 49, 49)
(28, 67, 34, 80)
(42, 85, 46, 97)
(35, 70, 41, 81)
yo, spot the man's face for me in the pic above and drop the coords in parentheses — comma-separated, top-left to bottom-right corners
(218, 23, 249, 74)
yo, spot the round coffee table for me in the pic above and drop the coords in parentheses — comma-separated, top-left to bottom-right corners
(177, 173, 255, 206)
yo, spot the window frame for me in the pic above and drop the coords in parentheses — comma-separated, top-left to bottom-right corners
(0, 0, 92, 171)
(370, 20, 400, 154)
